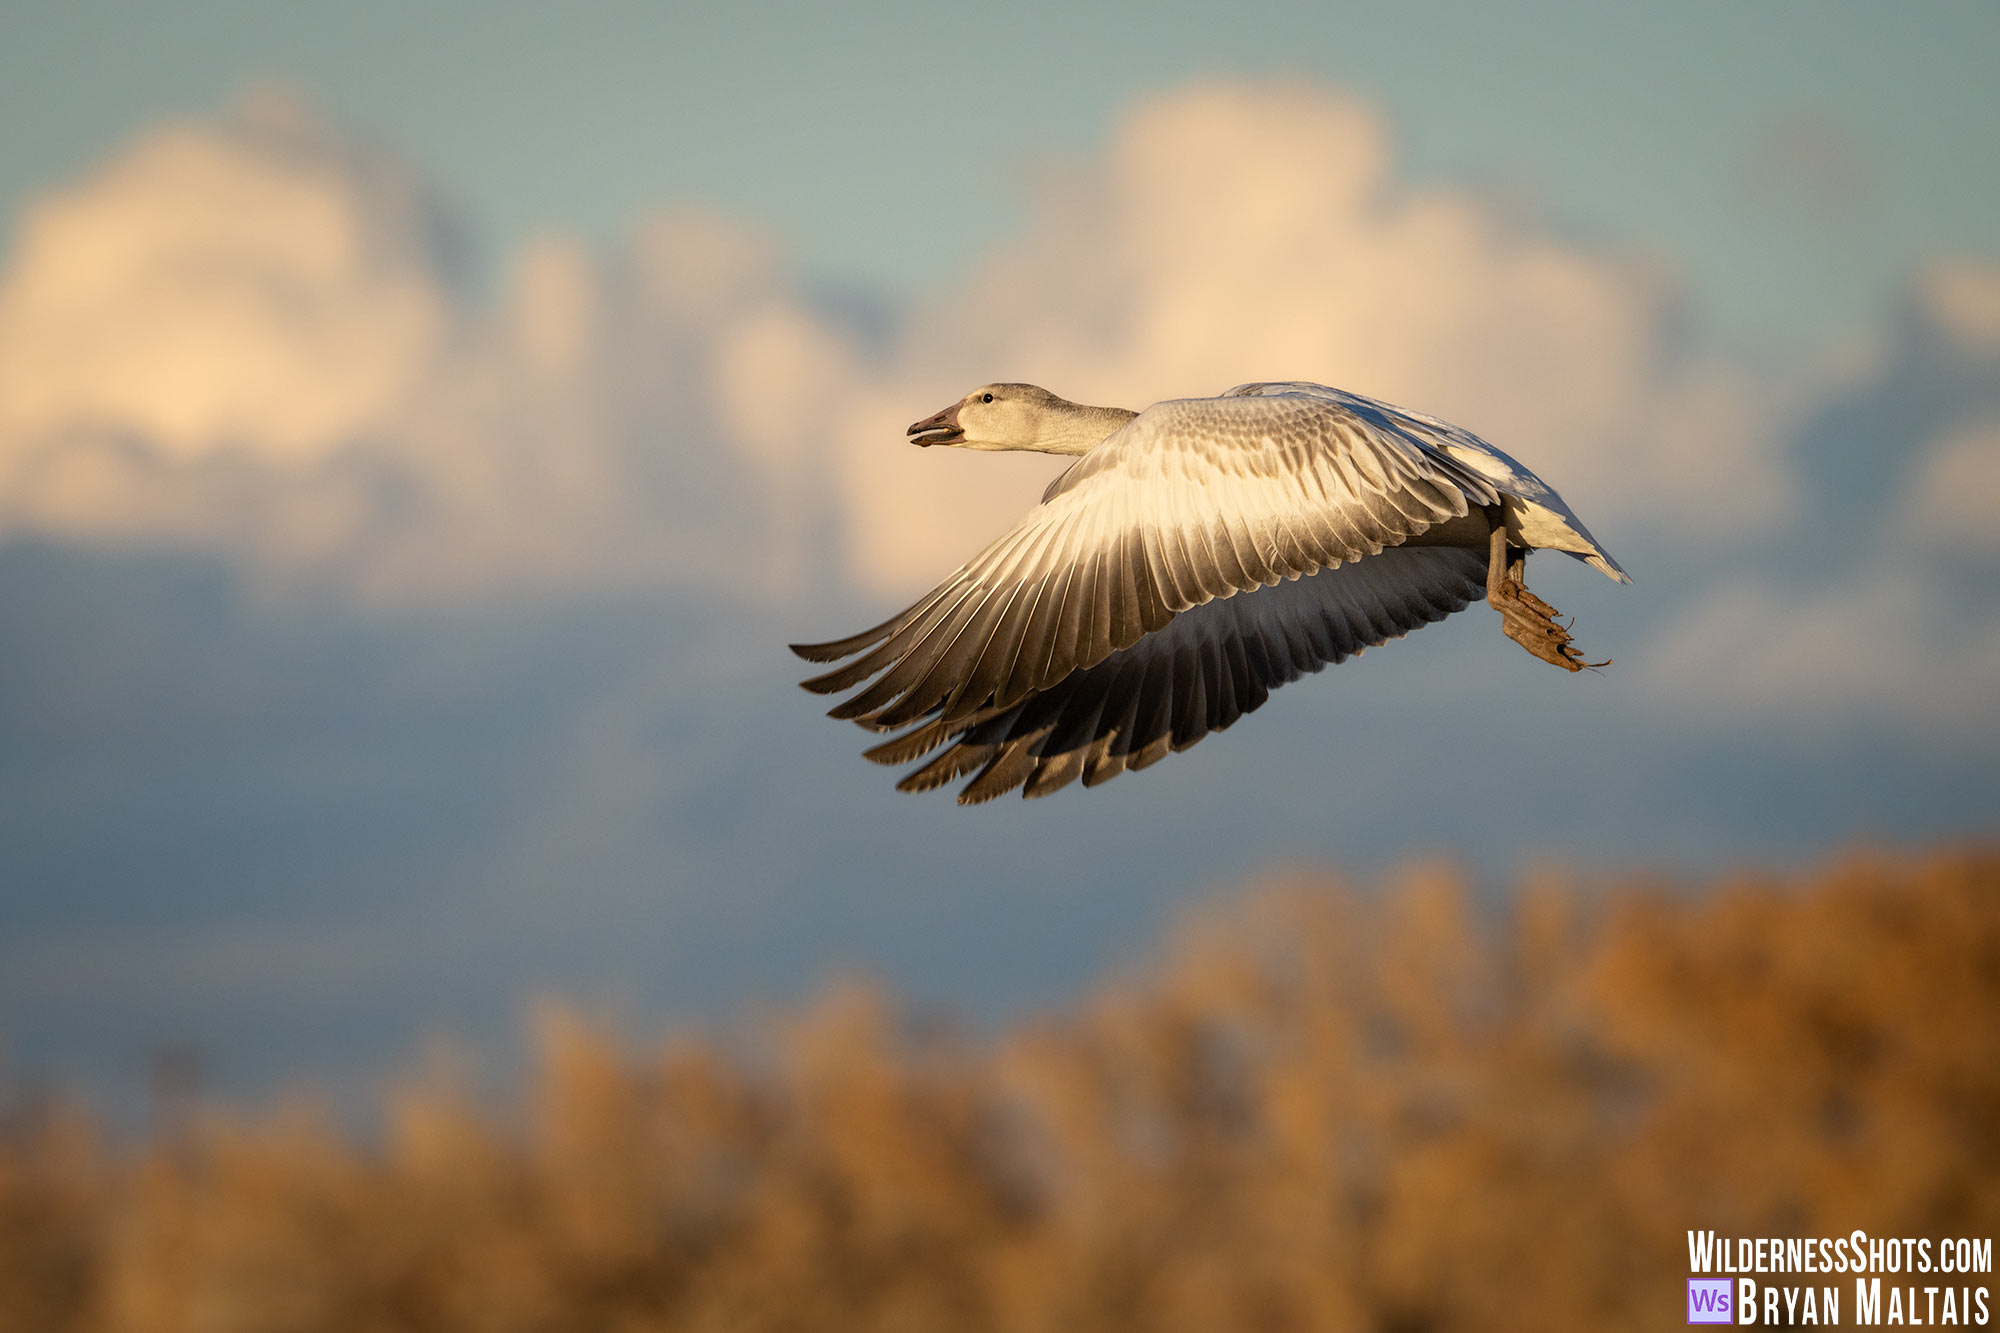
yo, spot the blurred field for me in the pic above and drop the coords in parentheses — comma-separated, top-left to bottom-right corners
(3, 848, 1995, 1332)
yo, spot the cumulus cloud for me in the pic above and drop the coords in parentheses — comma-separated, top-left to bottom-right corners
(1898, 419, 2000, 555)
(0, 80, 1795, 606)
(1636, 257, 2000, 737)
(5, 78, 1988, 742)
(833, 82, 1788, 591)
(0, 89, 853, 602)
(1641, 569, 2000, 738)
(0, 86, 456, 467)
(1916, 257, 2000, 357)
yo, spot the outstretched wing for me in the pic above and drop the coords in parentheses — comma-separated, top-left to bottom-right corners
(791, 391, 1504, 736)
(861, 545, 1488, 803)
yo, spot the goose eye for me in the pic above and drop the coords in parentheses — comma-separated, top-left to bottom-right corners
(982, 392, 993, 403)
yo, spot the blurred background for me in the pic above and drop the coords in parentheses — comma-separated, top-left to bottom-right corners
(0, 3, 1995, 1326)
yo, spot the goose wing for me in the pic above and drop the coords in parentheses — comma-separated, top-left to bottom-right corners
(867, 545, 1488, 803)
(1223, 381, 1630, 582)
(791, 388, 1505, 734)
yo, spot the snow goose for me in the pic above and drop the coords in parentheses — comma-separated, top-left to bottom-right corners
(793, 381, 1629, 803)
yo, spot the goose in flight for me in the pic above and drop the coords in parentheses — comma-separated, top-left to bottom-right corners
(793, 381, 1628, 804)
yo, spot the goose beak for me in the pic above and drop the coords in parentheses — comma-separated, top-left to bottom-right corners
(907, 403, 964, 447)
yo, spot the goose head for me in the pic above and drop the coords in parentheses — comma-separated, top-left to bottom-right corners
(908, 384, 1138, 456)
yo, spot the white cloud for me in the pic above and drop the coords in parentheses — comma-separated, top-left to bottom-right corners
(1897, 419, 2000, 555)
(0, 91, 852, 603)
(1635, 257, 2000, 738)
(833, 81, 1790, 591)
(0, 87, 454, 465)
(10, 79, 1990, 745)
(0, 80, 1793, 608)
(1638, 567, 2000, 740)
(1916, 257, 2000, 357)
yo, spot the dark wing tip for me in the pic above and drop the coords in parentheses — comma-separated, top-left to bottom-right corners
(797, 670, 841, 695)
(896, 768, 954, 794)
(788, 610, 910, 664)
(792, 636, 868, 664)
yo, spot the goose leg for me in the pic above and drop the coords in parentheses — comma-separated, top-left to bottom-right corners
(1485, 512, 1605, 671)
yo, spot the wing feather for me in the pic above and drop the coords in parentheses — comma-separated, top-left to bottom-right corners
(857, 546, 1486, 802)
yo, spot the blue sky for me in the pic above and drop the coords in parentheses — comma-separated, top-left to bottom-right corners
(0, 3, 1995, 1114)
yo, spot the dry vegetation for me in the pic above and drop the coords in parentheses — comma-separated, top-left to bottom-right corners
(3, 848, 1996, 1332)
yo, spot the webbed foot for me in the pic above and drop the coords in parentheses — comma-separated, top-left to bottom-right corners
(1485, 516, 1608, 672)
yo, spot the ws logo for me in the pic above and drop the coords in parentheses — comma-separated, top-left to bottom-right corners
(1688, 1278, 1733, 1324)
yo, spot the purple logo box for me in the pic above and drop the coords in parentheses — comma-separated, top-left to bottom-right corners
(1688, 1278, 1733, 1324)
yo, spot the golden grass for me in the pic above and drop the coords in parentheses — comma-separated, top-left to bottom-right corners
(4, 847, 1996, 1331)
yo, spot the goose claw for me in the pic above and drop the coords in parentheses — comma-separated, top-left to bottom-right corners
(1490, 581, 1605, 672)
